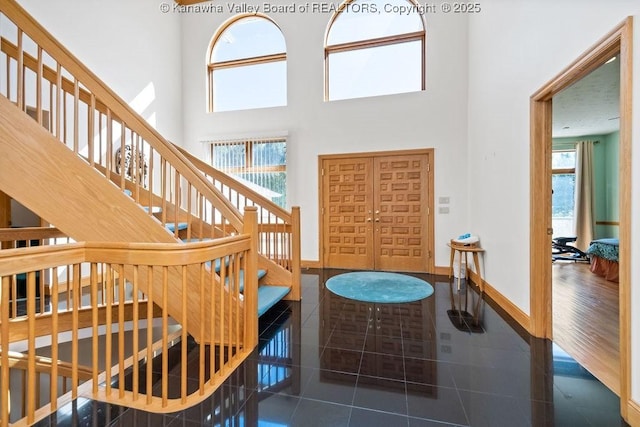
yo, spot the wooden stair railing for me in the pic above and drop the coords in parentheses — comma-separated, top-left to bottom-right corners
(0, 208, 259, 427)
(0, 227, 69, 318)
(1, 96, 237, 345)
(176, 146, 301, 300)
(0, 1, 300, 299)
(0, 0, 297, 340)
(1, 351, 93, 424)
(0, 0, 242, 238)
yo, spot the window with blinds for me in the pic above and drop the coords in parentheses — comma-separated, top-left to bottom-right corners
(209, 138, 287, 208)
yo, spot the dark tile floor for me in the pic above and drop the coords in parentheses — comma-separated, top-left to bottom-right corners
(35, 269, 627, 426)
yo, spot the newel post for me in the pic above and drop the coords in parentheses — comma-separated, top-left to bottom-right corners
(1, 277, 10, 427)
(242, 206, 259, 348)
(290, 206, 302, 301)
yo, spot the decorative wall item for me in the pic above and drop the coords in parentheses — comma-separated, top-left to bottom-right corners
(115, 145, 148, 187)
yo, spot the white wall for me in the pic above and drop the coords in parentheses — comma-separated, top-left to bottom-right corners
(179, 1, 470, 264)
(467, 0, 639, 404)
(15, 0, 183, 143)
(467, 0, 637, 311)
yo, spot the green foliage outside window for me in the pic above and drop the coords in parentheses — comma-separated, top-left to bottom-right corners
(552, 174, 575, 218)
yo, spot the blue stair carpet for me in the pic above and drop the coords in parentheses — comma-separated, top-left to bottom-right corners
(165, 222, 188, 233)
(257, 286, 290, 317)
(225, 269, 267, 292)
(122, 189, 161, 214)
(180, 237, 288, 316)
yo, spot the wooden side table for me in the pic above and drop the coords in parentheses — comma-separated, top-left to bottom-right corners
(447, 240, 485, 293)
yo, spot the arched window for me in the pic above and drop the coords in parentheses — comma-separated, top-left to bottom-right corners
(207, 15, 286, 112)
(324, 0, 426, 101)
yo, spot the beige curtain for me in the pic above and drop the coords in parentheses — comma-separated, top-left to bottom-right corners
(574, 141, 594, 250)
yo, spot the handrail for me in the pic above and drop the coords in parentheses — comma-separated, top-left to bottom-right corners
(1, 351, 92, 423)
(0, 208, 259, 426)
(175, 146, 293, 221)
(0, 3, 297, 424)
(0, 1, 300, 296)
(176, 146, 301, 296)
(0, 0, 271, 346)
(0, 1, 242, 236)
(4, 350, 93, 380)
(0, 227, 66, 243)
(0, 226, 70, 317)
(0, 227, 69, 267)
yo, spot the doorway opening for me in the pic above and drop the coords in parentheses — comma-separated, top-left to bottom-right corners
(529, 17, 632, 418)
(551, 56, 621, 394)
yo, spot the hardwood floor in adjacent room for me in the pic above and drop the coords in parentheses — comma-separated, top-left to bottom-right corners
(552, 261, 620, 395)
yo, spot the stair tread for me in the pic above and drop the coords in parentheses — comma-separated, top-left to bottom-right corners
(165, 222, 188, 232)
(142, 206, 162, 214)
(149, 230, 285, 316)
(257, 286, 290, 317)
(225, 269, 267, 292)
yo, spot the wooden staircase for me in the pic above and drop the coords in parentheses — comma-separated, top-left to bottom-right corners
(0, 1, 301, 425)
(0, 0, 301, 325)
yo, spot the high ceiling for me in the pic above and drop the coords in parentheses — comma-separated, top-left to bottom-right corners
(168, 1, 622, 139)
(552, 57, 620, 138)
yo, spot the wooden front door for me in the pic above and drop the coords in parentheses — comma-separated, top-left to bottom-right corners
(323, 157, 374, 269)
(322, 150, 433, 272)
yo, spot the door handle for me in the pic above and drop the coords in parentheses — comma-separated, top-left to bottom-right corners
(367, 217, 372, 222)
(374, 218, 380, 222)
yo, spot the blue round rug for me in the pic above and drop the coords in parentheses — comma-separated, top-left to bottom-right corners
(325, 271, 434, 303)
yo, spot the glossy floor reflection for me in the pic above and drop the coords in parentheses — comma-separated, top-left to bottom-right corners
(35, 269, 627, 426)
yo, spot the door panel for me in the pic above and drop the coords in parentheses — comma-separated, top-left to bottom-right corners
(374, 155, 429, 272)
(323, 158, 373, 269)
